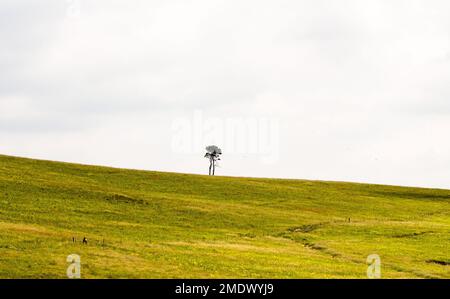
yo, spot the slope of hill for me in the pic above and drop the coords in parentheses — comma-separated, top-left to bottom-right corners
(0, 154, 449, 278)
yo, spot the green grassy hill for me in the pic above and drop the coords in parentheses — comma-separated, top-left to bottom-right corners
(0, 154, 449, 278)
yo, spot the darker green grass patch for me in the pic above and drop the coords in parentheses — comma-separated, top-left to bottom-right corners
(426, 259, 450, 266)
(106, 194, 148, 205)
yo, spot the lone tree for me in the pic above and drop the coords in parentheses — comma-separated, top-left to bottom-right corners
(204, 145, 222, 176)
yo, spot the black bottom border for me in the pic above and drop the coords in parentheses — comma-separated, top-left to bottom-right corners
(0, 279, 448, 298)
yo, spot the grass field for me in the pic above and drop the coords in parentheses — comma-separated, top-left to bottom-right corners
(0, 154, 449, 278)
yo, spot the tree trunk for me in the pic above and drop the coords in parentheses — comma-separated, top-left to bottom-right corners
(209, 158, 212, 175)
(212, 161, 215, 176)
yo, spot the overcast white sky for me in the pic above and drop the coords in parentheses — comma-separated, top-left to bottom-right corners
(1, 0, 450, 189)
